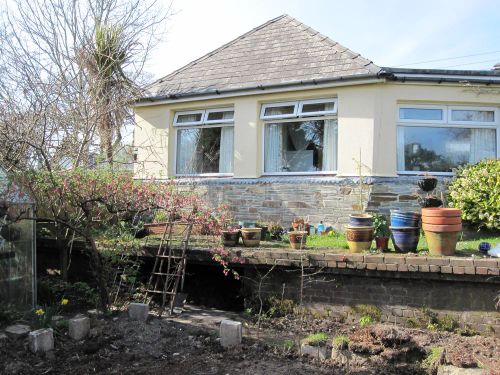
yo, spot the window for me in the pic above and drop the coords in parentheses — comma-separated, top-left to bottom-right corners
(397, 105, 499, 174)
(174, 108, 234, 175)
(262, 99, 338, 174)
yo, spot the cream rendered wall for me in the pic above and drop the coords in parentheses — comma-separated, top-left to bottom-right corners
(133, 81, 500, 179)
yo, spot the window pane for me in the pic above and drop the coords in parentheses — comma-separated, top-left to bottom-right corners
(264, 120, 337, 172)
(399, 108, 443, 121)
(176, 113, 202, 124)
(176, 127, 226, 174)
(451, 109, 494, 122)
(264, 105, 295, 117)
(301, 101, 335, 114)
(398, 126, 496, 172)
(206, 110, 234, 122)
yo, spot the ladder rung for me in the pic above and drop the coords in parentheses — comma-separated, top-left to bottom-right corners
(156, 255, 184, 259)
(146, 290, 176, 295)
(152, 272, 183, 277)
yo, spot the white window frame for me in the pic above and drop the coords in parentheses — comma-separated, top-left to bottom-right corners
(260, 101, 298, 120)
(204, 107, 235, 124)
(173, 109, 205, 126)
(448, 105, 499, 125)
(298, 98, 337, 117)
(397, 104, 500, 176)
(173, 107, 234, 177)
(397, 104, 447, 124)
(261, 115, 338, 176)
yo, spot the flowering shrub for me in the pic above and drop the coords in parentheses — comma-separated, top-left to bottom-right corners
(448, 159, 500, 230)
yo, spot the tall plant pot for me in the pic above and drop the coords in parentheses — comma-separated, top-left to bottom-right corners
(222, 231, 240, 247)
(240, 228, 262, 247)
(288, 231, 307, 250)
(422, 208, 462, 256)
(345, 226, 374, 253)
(390, 226, 420, 253)
(423, 230, 460, 256)
(390, 210, 421, 227)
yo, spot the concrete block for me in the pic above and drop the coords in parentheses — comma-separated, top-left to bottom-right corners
(5, 324, 30, 338)
(128, 303, 150, 322)
(219, 319, 242, 348)
(301, 343, 329, 360)
(450, 258, 473, 267)
(69, 316, 90, 340)
(29, 328, 54, 353)
(437, 365, 484, 374)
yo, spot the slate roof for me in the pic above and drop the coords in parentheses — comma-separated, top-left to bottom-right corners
(143, 14, 381, 100)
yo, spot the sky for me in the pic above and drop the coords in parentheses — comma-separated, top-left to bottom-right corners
(145, 0, 500, 80)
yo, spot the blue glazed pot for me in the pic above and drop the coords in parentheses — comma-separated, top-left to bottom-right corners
(390, 226, 420, 253)
(390, 210, 421, 227)
(349, 214, 373, 227)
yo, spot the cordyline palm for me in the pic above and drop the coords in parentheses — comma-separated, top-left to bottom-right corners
(81, 22, 132, 166)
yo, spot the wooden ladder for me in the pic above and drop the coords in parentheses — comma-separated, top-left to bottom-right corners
(144, 219, 193, 316)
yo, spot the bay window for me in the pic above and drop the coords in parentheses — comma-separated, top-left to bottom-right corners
(262, 98, 338, 174)
(174, 108, 234, 175)
(397, 105, 499, 173)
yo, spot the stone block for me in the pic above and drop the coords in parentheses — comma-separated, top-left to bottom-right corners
(440, 265, 452, 273)
(219, 320, 242, 348)
(128, 303, 150, 322)
(429, 265, 441, 273)
(437, 365, 484, 374)
(384, 256, 406, 265)
(366, 263, 378, 270)
(476, 267, 488, 275)
(324, 253, 347, 262)
(327, 261, 337, 268)
(29, 328, 54, 353)
(452, 266, 465, 275)
(386, 264, 398, 271)
(337, 262, 347, 268)
(418, 265, 430, 272)
(398, 264, 408, 272)
(406, 257, 427, 265)
(408, 264, 418, 272)
(450, 258, 473, 267)
(365, 255, 384, 263)
(427, 257, 450, 266)
(473, 258, 497, 268)
(376, 264, 387, 271)
(301, 343, 329, 360)
(5, 324, 30, 339)
(69, 316, 90, 340)
(464, 266, 475, 275)
(345, 254, 364, 262)
(487, 268, 499, 275)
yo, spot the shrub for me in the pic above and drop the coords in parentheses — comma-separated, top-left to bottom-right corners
(332, 335, 349, 350)
(359, 315, 374, 327)
(448, 159, 500, 230)
(351, 304, 382, 322)
(301, 332, 329, 346)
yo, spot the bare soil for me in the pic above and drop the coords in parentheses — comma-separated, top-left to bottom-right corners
(1, 307, 498, 375)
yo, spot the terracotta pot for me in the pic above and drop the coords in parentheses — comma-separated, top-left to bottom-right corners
(375, 236, 389, 251)
(345, 226, 374, 253)
(288, 231, 307, 250)
(425, 230, 460, 256)
(222, 231, 240, 247)
(421, 208, 461, 217)
(422, 216, 462, 225)
(422, 223, 462, 232)
(240, 228, 262, 247)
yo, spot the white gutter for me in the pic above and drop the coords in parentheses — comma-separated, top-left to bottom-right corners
(134, 78, 384, 107)
(391, 73, 500, 83)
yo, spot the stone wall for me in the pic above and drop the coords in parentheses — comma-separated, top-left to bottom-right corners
(179, 176, 448, 230)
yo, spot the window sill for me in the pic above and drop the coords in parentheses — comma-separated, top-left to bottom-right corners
(175, 173, 234, 178)
(262, 171, 337, 176)
(397, 171, 454, 176)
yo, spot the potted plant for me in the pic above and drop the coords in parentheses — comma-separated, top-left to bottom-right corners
(240, 227, 262, 247)
(221, 225, 240, 247)
(422, 208, 462, 256)
(417, 173, 438, 192)
(288, 230, 307, 250)
(292, 217, 305, 231)
(269, 222, 285, 241)
(345, 152, 374, 252)
(373, 213, 390, 251)
(255, 222, 269, 241)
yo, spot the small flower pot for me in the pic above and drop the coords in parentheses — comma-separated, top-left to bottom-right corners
(221, 230, 240, 247)
(288, 231, 307, 250)
(345, 226, 374, 253)
(424, 230, 460, 256)
(349, 214, 373, 227)
(375, 236, 389, 251)
(240, 228, 262, 247)
(390, 226, 420, 253)
(417, 177, 438, 192)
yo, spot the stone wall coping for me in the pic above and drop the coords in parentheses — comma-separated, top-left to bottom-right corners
(183, 246, 500, 278)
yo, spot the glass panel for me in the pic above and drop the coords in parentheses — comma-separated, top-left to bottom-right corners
(176, 112, 203, 124)
(451, 109, 494, 122)
(264, 105, 295, 117)
(206, 110, 234, 122)
(176, 127, 229, 174)
(301, 102, 335, 114)
(398, 126, 496, 172)
(399, 108, 443, 121)
(264, 120, 336, 172)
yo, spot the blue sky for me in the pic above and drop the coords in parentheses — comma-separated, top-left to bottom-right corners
(147, 0, 500, 79)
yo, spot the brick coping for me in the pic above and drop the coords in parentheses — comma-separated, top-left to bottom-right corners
(183, 247, 500, 277)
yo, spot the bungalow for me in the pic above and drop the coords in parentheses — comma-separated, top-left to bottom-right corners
(133, 15, 500, 229)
